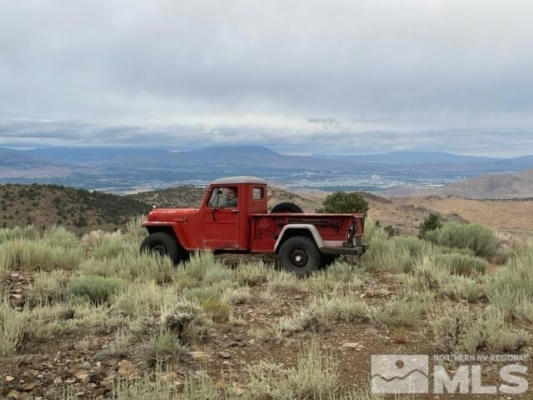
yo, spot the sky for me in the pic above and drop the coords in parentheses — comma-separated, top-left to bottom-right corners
(1, 0, 532, 156)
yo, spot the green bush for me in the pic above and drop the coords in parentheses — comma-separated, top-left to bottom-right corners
(151, 329, 183, 360)
(245, 341, 338, 399)
(27, 270, 70, 305)
(160, 297, 213, 343)
(0, 298, 25, 357)
(384, 225, 400, 238)
(68, 276, 124, 305)
(200, 298, 231, 322)
(317, 191, 369, 215)
(424, 223, 498, 259)
(370, 293, 429, 328)
(433, 253, 488, 276)
(430, 305, 528, 353)
(408, 257, 488, 302)
(360, 228, 428, 273)
(418, 213, 442, 238)
(0, 225, 38, 244)
(489, 246, 533, 321)
(79, 253, 176, 283)
(0, 239, 83, 271)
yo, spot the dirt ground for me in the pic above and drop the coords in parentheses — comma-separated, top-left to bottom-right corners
(290, 188, 533, 236)
(1, 266, 532, 400)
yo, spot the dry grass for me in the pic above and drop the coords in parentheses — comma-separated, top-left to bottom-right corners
(0, 219, 531, 398)
(0, 298, 25, 357)
(430, 304, 529, 353)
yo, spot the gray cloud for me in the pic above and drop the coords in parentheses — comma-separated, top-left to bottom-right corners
(1, 0, 532, 156)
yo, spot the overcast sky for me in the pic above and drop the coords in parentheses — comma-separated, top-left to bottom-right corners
(1, 0, 532, 156)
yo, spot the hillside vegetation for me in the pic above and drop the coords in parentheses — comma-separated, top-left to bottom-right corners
(0, 184, 150, 233)
(1, 218, 531, 399)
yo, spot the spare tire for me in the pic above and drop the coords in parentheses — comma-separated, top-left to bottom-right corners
(271, 202, 303, 213)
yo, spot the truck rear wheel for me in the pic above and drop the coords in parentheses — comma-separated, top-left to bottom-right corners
(140, 232, 186, 265)
(278, 236, 322, 277)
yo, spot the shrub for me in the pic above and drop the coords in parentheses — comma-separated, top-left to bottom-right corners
(111, 281, 174, 319)
(183, 252, 234, 284)
(68, 276, 124, 305)
(384, 225, 400, 238)
(266, 269, 305, 294)
(361, 231, 427, 273)
(317, 191, 369, 215)
(407, 257, 488, 302)
(489, 246, 533, 321)
(222, 286, 252, 305)
(27, 270, 70, 305)
(79, 253, 176, 283)
(200, 298, 230, 322)
(257, 296, 369, 339)
(424, 223, 498, 259)
(0, 225, 38, 244)
(370, 292, 430, 329)
(0, 298, 25, 357)
(0, 239, 83, 271)
(113, 374, 218, 400)
(305, 263, 366, 295)
(151, 329, 184, 361)
(438, 275, 488, 303)
(418, 213, 442, 239)
(160, 297, 212, 343)
(287, 341, 339, 399)
(430, 305, 529, 353)
(236, 262, 268, 286)
(245, 341, 338, 400)
(433, 253, 488, 276)
(42, 225, 80, 250)
(87, 232, 134, 259)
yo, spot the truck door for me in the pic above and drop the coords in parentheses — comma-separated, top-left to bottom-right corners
(203, 186, 240, 249)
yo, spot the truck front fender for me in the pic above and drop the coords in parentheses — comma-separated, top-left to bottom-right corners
(274, 224, 324, 252)
(142, 222, 185, 248)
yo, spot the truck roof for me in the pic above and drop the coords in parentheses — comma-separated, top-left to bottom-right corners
(211, 176, 267, 185)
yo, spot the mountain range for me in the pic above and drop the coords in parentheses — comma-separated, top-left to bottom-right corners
(2, 145, 533, 194)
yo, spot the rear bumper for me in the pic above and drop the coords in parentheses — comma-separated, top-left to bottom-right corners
(320, 244, 368, 256)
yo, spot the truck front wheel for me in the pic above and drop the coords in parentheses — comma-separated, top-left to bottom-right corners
(278, 236, 322, 277)
(140, 232, 186, 265)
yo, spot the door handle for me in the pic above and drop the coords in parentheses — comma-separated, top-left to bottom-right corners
(231, 209, 239, 214)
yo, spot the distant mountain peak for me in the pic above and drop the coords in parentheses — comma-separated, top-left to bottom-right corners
(182, 145, 279, 155)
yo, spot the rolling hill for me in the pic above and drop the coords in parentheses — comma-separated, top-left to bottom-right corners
(437, 169, 533, 199)
(0, 184, 150, 233)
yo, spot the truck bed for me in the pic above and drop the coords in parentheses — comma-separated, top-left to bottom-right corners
(249, 212, 365, 254)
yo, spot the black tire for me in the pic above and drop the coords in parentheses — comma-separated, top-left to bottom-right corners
(278, 236, 322, 277)
(271, 202, 303, 213)
(140, 232, 186, 265)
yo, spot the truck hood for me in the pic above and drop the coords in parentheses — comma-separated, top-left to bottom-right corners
(146, 208, 199, 222)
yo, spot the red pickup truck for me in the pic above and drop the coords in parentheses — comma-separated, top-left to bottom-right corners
(141, 177, 366, 276)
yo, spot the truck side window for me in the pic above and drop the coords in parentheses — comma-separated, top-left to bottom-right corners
(208, 187, 238, 208)
(252, 187, 264, 200)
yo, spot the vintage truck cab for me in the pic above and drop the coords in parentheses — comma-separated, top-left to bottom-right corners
(141, 176, 366, 276)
